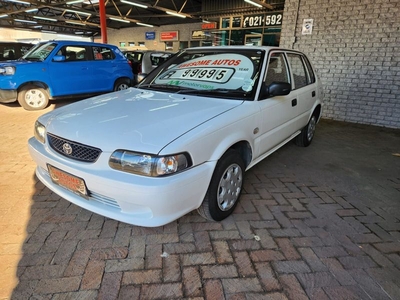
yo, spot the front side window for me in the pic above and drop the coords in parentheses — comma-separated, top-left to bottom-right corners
(265, 52, 290, 86)
(139, 49, 265, 100)
(287, 53, 308, 89)
(61, 46, 87, 61)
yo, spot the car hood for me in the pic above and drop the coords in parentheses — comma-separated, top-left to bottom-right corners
(42, 88, 243, 154)
(0, 59, 36, 66)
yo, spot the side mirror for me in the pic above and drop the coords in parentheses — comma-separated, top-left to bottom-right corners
(260, 82, 291, 98)
(53, 55, 66, 62)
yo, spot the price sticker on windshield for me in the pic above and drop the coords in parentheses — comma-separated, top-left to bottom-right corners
(155, 54, 255, 90)
(161, 67, 233, 83)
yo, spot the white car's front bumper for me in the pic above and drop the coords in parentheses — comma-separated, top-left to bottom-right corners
(28, 137, 216, 227)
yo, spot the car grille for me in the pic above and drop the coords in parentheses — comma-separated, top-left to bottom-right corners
(47, 133, 102, 162)
(90, 191, 121, 209)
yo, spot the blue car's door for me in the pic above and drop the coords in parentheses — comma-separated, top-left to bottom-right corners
(88, 45, 118, 92)
(48, 45, 95, 96)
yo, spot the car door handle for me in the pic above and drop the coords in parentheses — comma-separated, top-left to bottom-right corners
(312, 91, 316, 97)
(292, 99, 297, 107)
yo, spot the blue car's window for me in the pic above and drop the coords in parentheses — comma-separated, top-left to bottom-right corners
(57, 46, 87, 61)
(23, 42, 57, 62)
(92, 46, 114, 60)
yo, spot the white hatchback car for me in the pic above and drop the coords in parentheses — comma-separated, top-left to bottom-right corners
(28, 46, 323, 227)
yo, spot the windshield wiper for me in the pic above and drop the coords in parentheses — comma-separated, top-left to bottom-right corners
(136, 83, 182, 91)
(137, 84, 250, 98)
(24, 57, 43, 62)
(177, 88, 249, 97)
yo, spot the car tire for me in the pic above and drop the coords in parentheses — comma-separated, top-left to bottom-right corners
(17, 85, 49, 111)
(198, 149, 245, 221)
(114, 79, 130, 91)
(295, 114, 317, 147)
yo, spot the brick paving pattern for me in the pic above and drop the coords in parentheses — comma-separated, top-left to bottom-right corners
(1, 102, 399, 299)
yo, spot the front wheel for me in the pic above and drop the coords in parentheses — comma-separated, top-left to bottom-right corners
(295, 114, 317, 147)
(114, 79, 130, 91)
(17, 85, 49, 111)
(198, 150, 245, 221)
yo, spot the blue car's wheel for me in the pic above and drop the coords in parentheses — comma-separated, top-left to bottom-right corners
(114, 79, 130, 91)
(17, 85, 49, 111)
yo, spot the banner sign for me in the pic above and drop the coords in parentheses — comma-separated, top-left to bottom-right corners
(201, 22, 217, 30)
(243, 12, 283, 28)
(192, 30, 206, 39)
(145, 32, 156, 40)
(160, 31, 179, 41)
(302, 19, 313, 35)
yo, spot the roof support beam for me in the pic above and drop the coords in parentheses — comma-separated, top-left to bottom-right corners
(99, 0, 107, 43)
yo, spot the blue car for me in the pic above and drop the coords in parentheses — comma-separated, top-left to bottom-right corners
(0, 40, 133, 110)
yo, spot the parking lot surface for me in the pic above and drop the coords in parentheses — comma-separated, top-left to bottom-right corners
(1, 101, 399, 299)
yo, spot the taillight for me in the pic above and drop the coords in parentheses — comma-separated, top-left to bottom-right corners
(128, 60, 132, 68)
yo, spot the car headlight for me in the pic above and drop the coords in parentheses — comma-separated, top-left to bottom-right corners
(109, 150, 191, 177)
(0, 66, 15, 75)
(34, 120, 46, 143)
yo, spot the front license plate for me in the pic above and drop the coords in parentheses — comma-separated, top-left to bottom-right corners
(47, 164, 89, 199)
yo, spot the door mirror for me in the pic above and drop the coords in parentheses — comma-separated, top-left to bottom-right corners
(260, 82, 291, 98)
(53, 55, 66, 62)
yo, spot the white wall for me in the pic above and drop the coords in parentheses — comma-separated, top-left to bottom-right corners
(106, 22, 204, 52)
(281, 0, 400, 128)
(0, 28, 92, 43)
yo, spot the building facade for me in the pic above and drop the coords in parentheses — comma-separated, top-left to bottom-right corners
(108, 0, 399, 128)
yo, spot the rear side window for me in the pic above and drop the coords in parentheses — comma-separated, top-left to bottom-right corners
(0, 46, 17, 60)
(303, 56, 316, 83)
(265, 52, 290, 86)
(287, 53, 309, 89)
(150, 53, 172, 67)
(125, 52, 143, 62)
(93, 46, 115, 60)
(0, 43, 32, 60)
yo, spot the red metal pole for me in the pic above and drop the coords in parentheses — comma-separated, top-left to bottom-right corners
(99, 0, 108, 44)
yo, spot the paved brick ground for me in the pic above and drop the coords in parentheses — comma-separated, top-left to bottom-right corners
(0, 101, 399, 299)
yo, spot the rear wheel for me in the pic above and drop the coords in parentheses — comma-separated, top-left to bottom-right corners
(198, 150, 245, 221)
(295, 114, 317, 147)
(17, 85, 49, 111)
(114, 79, 130, 91)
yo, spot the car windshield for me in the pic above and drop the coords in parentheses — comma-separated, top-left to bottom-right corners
(138, 48, 265, 100)
(22, 42, 57, 61)
(124, 51, 143, 62)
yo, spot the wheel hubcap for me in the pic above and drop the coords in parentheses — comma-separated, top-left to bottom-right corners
(117, 83, 129, 90)
(307, 116, 316, 141)
(217, 163, 243, 211)
(25, 89, 45, 108)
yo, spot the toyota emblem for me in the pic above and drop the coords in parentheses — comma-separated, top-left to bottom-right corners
(62, 143, 72, 155)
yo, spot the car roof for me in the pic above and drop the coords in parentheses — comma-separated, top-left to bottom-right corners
(40, 40, 118, 48)
(122, 50, 171, 53)
(184, 46, 282, 51)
